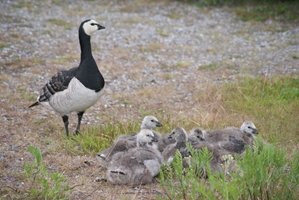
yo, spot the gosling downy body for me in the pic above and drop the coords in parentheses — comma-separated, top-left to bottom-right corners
(97, 116, 162, 164)
(204, 121, 258, 148)
(162, 127, 188, 164)
(107, 129, 163, 186)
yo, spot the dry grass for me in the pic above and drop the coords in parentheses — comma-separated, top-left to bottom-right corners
(0, 65, 212, 199)
(1, 54, 299, 199)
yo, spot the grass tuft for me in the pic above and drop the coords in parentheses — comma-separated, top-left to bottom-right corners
(176, 61, 193, 68)
(176, 0, 299, 22)
(158, 139, 299, 199)
(62, 121, 142, 155)
(0, 44, 9, 49)
(221, 76, 299, 147)
(47, 18, 72, 30)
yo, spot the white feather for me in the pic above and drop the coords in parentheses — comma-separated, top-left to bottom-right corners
(83, 19, 99, 36)
(47, 77, 104, 116)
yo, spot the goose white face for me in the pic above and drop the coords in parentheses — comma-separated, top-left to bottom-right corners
(82, 19, 102, 36)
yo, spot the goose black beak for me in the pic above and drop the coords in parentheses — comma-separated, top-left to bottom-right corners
(97, 24, 105, 30)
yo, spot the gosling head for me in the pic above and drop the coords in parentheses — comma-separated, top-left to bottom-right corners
(168, 127, 187, 143)
(240, 121, 258, 137)
(189, 127, 205, 141)
(141, 116, 163, 130)
(136, 129, 158, 147)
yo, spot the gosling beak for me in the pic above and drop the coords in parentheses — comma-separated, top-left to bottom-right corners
(151, 136, 158, 143)
(156, 122, 163, 127)
(252, 128, 258, 134)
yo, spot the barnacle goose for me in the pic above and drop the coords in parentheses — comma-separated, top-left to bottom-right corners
(29, 19, 105, 136)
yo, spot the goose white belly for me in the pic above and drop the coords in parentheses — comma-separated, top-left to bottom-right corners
(45, 77, 104, 115)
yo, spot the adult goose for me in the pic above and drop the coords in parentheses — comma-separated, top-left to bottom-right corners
(29, 19, 105, 136)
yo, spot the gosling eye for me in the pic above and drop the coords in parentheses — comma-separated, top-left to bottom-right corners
(151, 120, 154, 122)
(146, 134, 150, 137)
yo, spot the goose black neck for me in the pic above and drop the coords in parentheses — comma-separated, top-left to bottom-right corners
(79, 29, 92, 61)
(76, 26, 105, 92)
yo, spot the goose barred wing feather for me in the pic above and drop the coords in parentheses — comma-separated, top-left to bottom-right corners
(38, 67, 77, 102)
(29, 67, 77, 108)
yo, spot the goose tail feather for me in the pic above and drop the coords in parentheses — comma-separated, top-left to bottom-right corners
(28, 101, 39, 108)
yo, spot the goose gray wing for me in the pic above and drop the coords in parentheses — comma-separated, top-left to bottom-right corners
(29, 67, 77, 107)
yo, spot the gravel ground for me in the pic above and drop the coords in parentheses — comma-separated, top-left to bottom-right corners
(1, 0, 298, 121)
(0, 0, 299, 199)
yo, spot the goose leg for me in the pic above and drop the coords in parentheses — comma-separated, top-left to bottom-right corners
(62, 115, 69, 137)
(74, 111, 84, 135)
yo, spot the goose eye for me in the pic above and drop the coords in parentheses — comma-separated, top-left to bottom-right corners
(91, 23, 96, 26)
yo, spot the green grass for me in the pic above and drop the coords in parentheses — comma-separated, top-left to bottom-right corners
(158, 139, 299, 199)
(53, 56, 76, 64)
(176, 0, 299, 22)
(22, 146, 70, 199)
(176, 61, 193, 68)
(234, 3, 299, 22)
(61, 112, 197, 156)
(12, 1, 33, 9)
(221, 77, 299, 147)
(201, 63, 218, 70)
(292, 54, 299, 59)
(47, 18, 72, 30)
(4, 74, 299, 199)
(62, 121, 145, 155)
(61, 76, 299, 157)
(0, 44, 9, 50)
